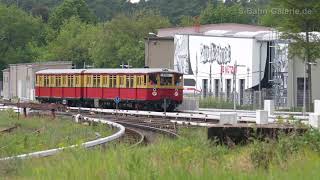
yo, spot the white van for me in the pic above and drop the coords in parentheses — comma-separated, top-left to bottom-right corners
(183, 75, 201, 95)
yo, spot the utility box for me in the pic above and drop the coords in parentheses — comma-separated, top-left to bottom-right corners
(220, 113, 237, 125)
(256, 110, 268, 124)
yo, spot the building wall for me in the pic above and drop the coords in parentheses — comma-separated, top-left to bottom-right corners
(145, 38, 174, 69)
(287, 57, 320, 108)
(2, 70, 9, 99)
(3, 62, 72, 101)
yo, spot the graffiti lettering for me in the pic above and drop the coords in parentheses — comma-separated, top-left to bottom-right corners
(200, 43, 231, 65)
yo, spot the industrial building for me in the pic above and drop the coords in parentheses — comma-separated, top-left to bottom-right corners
(2, 61, 73, 101)
(145, 23, 320, 109)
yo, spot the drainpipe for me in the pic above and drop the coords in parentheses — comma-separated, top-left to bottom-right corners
(259, 43, 263, 109)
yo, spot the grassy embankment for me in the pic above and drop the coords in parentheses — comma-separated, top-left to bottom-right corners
(2, 126, 320, 179)
(200, 97, 254, 110)
(0, 110, 115, 158)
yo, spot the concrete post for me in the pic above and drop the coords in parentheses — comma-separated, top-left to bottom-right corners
(314, 100, 320, 114)
(220, 113, 237, 125)
(309, 113, 320, 128)
(256, 110, 268, 125)
(264, 100, 274, 116)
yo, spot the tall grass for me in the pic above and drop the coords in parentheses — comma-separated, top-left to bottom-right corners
(199, 97, 255, 110)
(3, 128, 320, 179)
(0, 110, 114, 158)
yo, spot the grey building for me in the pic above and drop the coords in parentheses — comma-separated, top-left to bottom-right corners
(2, 61, 73, 101)
(145, 37, 174, 69)
(287, 57, 320, 108)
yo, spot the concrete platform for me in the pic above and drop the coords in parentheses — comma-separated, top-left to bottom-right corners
(208, 123, 307, 145)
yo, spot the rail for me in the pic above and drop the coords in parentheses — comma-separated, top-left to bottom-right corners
(0, 115, 125, 161)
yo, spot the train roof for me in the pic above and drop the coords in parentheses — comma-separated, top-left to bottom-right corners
(36, 69, 85, 74)
(36, 68, 182, 75)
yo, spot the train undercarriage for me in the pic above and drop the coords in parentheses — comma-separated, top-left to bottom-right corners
(37, 98, 181, 112)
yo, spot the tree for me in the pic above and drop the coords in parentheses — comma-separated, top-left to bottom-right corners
(41, 17, 101, 67)
(0, 4, 46, 73)
(261, 0, 320, 109)
(179, 15, 196, 27)
(90, 10, 171, 68)
(200, 2, 252, 24)
(49, 0, 97, 30)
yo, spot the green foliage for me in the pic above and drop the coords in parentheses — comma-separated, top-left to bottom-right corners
(179, 15, 196, 27)
(200, 2, 253, 24)
(261, 0, 320, 62)
(2, 128, 320, 179)
(199, 96, 255, 110)
(0, 4, 46, 74)
(49, 0, 97, 30)
(41, 17, 102, 67)
(0, 111, 114, 158)
(91, 10, 170, 68)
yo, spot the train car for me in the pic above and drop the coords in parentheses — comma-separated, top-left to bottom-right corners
(35, 68, 183, 111)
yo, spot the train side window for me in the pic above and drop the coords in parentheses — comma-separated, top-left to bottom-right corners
(75, 76, 80, 87)
(68, 75, 74, 87)
(126, 75, 133, 88)
(102, 75, 108, 87)
(93, 75, 100, 87)
(36, 75, 39, 86)
(119, 75, 125, 88)
(50, 76, 55, 87)
(62, 76, 67, 87)
(86, 75, 92, 87)
(143, 75, 146, 86)
(130, 76, 134, 88)
(40, 76, 44, 87)
(56, 76, 61, 87)
(109, 75, 117, 88)
(44, 76, 49, 87)
(136, 76, 141, 86)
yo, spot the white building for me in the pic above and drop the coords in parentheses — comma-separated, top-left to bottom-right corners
(146, 23, 320, 108)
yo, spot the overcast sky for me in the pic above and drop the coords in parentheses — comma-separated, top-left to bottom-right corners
(130, 0, 140, 3)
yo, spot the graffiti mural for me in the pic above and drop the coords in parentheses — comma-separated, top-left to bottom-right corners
(200, 43, 231, 65)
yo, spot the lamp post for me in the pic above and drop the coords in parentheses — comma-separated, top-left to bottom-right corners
(233, 61, 245, 111)
(303, 61, 317, 116)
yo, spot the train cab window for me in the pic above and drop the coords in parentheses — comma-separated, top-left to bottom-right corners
(160, 73, 173, 86)
(174, 74, 183, 86)
(56, 76, 62, 87)
(119, 75, 125, 88)
(109, 75, 116, 88)
(93, 75, 100, 87)
(67, 75, 74, 87)
(149, 74, 157, 85)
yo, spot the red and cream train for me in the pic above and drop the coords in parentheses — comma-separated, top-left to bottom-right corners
(35, 68, 183, 111)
